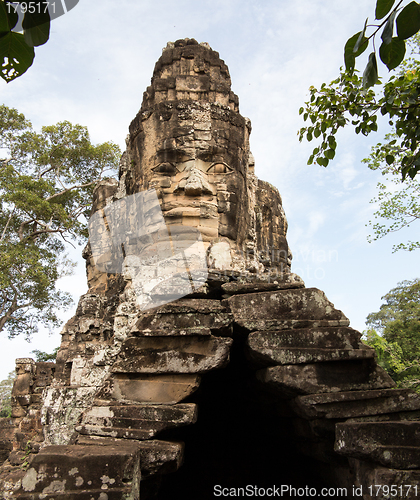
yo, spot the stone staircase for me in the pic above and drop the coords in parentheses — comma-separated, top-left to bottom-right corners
(7, 282, 420, 499)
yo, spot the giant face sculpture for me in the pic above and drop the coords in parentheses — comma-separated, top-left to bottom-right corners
(114, 39, 291, 287)
(128, 101, 250, 249)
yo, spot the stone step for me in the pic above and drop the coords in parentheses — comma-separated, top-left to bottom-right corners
(111, 335, 233, 373)
(257, 361, 395, 396)
(14, 488, 133, 499)
(220, 277, 305, 295)
(250, 346, 374, 365)
(247, 327, 374, 365)
(75, 436, 184, 477)
(13, 442, 141, 498)
(226, 288, 350, 331)
(95, 373, 201, 404)
(292, 389, 420, 419)
(131, 298, 233, 335)
(248, 327, 365, 350)
(335, 421, 420, 469)
(76, 425, 152, 440)
(352, 461, 420, 499)
(77, 403, 197, 440)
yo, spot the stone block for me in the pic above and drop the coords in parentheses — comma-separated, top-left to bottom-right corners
(227, 288, 349, 331)
(15, 442, 141, 497)
(248, 327, 364, 350)
(12, 373, 33, 397)
(75, 436, 184, 477)
(0, 438, 12, 464)
(132, 298, 233, 335)
(351, 459, 420, 499)
(175, 75, 210, 91)
(335, 421, 420, 469)
(77, 403, 197, 440)
(293, 389, 420, 419)
(258, 361, 395, 396)
(102, 373, 201, 404)
(221, 278, 305, 295)
(251, 346, 374, 366)
(112, 335, 233, 373)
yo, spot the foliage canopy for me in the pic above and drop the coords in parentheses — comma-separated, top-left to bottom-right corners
(0, 104, 120, 339)
(363, 278, 420, 391)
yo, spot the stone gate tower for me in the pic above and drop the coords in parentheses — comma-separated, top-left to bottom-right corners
(1, 39, 420, 500)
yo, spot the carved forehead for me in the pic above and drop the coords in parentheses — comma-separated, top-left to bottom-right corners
(136, 102, 250, 167)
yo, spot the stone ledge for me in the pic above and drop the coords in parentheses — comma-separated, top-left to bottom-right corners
(292, 389, 420, 419)
(257, 362, 395, 396)
(335, 421, 420, 469)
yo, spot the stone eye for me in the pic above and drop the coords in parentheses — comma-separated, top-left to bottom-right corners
(152, 162, 177, 175)
(207, 163, 233, 174)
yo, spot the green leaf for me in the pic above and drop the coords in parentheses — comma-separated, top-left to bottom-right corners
(379, 37, 406, 70)
(22, 6, 50, 47)
(0, 1, 18, 31)
(381, 11, 397, 45)
(325, 149, 336, 160)
(0, 31, 35, 82)
(328, 135, 337, 149)
(363, 53, 379, 89)
(344, 32, 369, 71)
(316, 157, 329, 167)
(376, 0, 396, 19)
(385, 154, 395, 164)
(396, 1, 420, 40)
(354, 19, 369, 53)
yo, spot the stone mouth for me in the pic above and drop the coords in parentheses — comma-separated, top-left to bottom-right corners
(164, 207, 214, 218)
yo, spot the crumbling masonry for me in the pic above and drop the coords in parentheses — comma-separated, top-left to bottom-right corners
(1, 39, 420, 499)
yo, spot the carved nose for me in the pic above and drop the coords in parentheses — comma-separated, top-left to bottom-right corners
(185, 169, 204, 196)
(183, 167, 213, 196)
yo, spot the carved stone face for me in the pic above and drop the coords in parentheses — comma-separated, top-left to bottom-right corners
(129, 102, 250, 248)
(123, 40, 292, 275)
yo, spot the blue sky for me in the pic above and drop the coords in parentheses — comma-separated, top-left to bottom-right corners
(0, 0, 418, 379)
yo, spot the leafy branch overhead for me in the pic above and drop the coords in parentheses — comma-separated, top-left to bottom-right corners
(0, 1, 51, 82)
(299, 0, 420, 180)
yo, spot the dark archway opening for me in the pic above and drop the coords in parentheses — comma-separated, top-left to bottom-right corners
(144, 335, 345, 499)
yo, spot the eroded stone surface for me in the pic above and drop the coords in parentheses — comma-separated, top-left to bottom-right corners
(112, 336, 233, 373)
(228, 288, 349, 331)
(293, 389, 420, 419)
(77, 403, 197, 440)
(335, 421, 420, 469)
(95, 373, 201, 404)
(258, 361, 395, 396)
(15, 442, 141, 497)
(132, 298, 233, 335)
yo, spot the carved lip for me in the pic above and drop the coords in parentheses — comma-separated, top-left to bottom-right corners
(164, 207, 206, 217)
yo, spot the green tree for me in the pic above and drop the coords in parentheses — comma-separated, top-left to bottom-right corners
(364, 131, 420, 251)
(299, 1, 420, 180)
(363, 278, 420, 391)
(0, 105, 120, 339)
(31, 346, 58, 361)
(0, 370, 15, 417)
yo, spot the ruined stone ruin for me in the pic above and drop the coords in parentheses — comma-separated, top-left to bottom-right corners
(1, 39, 420, 499)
